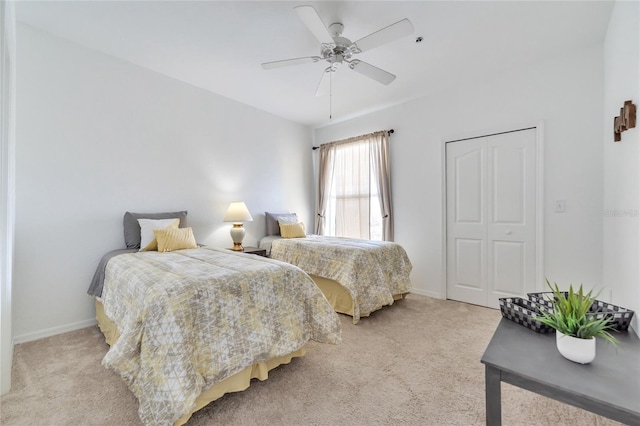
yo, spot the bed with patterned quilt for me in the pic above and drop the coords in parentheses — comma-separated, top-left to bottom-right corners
(87, 211, 341, 426)
(258, 213, 413, 324)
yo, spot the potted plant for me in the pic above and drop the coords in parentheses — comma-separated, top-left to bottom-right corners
(535, 280, 618, 364)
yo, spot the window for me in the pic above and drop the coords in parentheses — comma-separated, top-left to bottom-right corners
(316, 130, 393, 241)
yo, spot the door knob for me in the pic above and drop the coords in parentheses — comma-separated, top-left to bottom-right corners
(505, 230, 512, 235)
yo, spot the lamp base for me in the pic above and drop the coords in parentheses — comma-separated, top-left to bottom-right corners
(230, 223, 245, 251)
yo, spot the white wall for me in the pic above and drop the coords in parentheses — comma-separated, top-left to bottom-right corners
(13, 24, 314, 342)
(314, 45, 605, 300)
(603, 0, 639, 332)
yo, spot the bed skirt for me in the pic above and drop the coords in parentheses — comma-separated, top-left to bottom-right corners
(309, 275, 407, 318)
(95, 300, 306, 426)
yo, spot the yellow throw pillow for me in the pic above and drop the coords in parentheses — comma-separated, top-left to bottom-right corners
(153, 227, 198, 252)
(279, 221, 306, 238)
(139, 218, 180, 251)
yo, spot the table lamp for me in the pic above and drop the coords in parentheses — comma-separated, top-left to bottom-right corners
(223, 201, 253, 251)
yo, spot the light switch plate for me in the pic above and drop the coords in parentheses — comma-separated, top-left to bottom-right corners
(554, 200, 565, 213)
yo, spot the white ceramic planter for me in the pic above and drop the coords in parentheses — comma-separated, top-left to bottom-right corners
(556, 331, 596, 364)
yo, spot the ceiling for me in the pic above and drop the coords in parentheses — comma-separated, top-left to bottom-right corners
(16, 1, 614, 128)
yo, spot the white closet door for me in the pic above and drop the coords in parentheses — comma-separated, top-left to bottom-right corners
(446, 139, 488, 306)
(446, 129, 537, 308)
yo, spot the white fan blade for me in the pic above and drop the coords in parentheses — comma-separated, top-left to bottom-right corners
(350, 60, 396, 85)
(315, 68, 332, 97)
(353, 18, 414, 52)
(261, 56, 321, 70)
(294, 5, 334, 45)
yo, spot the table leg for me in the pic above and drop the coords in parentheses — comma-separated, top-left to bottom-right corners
(485, 364, 502, 426)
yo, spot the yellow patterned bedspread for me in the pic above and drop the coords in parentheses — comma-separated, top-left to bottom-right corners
(269, 235, 412, 323)
(101, 247, 341, 426)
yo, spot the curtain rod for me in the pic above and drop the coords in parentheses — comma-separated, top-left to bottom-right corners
(312, 129, 394, 150)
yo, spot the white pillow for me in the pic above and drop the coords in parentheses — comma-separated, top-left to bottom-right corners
(137, 218, 180, 251)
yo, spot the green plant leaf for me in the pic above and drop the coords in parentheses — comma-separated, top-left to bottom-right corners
(534, 279, 618, 346)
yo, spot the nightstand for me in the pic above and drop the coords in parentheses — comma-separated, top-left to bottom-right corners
(229, 246, 267, 257)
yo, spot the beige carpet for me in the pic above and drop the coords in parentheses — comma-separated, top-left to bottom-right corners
(1, 295, 622, 426)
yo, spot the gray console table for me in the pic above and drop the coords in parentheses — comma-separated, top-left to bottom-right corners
(481, 318, 640, 425)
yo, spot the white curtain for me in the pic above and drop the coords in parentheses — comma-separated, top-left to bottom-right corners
(1, 0, 16, 395)
(316, 130, 393, 241)
(371, 132, 393, 241)
(315, 144, 335, 235)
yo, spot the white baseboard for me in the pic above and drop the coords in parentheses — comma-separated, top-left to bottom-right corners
(410, 287, 443, 299)
(13, 318, 97, 345)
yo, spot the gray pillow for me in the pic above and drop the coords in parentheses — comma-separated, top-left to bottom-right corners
(123, 211, 188, 249)
(265, 212, 297, 236)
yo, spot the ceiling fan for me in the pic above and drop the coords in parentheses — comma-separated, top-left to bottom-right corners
(261, 5, 414, 96)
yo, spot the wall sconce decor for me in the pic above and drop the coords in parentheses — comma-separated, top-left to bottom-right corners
(613, 100, 636, 142)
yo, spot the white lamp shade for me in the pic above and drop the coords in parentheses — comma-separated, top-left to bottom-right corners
(223, 201, 253, 223)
